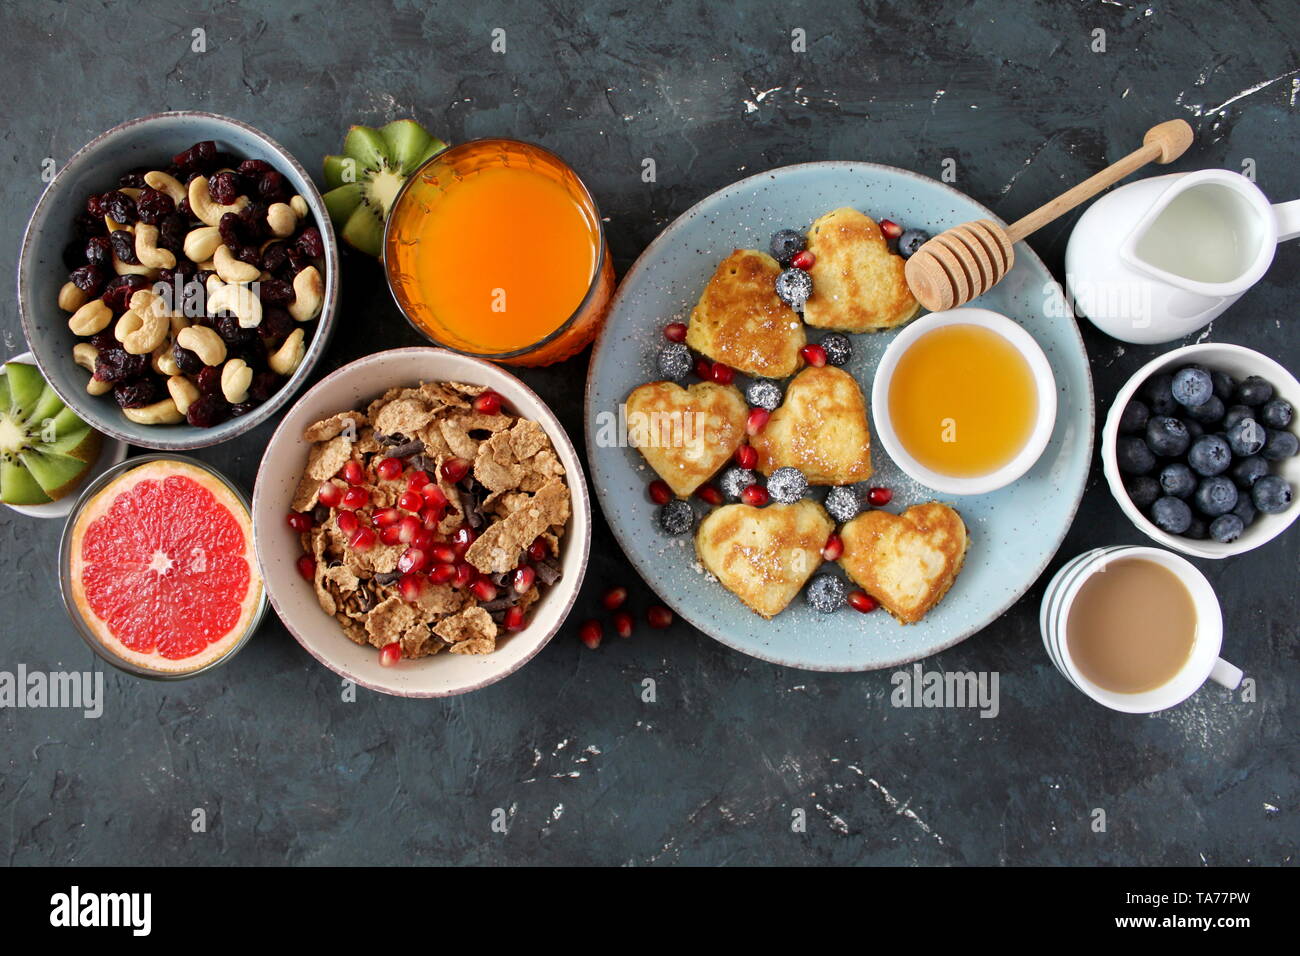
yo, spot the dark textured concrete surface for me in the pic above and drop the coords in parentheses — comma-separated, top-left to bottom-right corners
(0, 0, 1296, 866)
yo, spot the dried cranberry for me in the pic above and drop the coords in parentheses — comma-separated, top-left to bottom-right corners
(85, 235, 113, 270)
(258, 170, 289, 203)
(259, 241, 289, 274)
(135, 187, 175, 225)
(249, 370, 280, 402)
(236, 245, 261, 267)
(195, 365, 222, 395)
(218, 211, 247, 249)
(258, 279, 294, 308)
(228, 401, 257, 418)
(109, 229, 138, 265)
(172, 341, 204, 375)
(285, 248, 310, 276)
(236, 159, 273, 178)
(85, 193, 108, 218)
(118, 169, 148, 189)
(238, 200, 269, 240)
(89, 330, 116, 350)
(186, 393, 230, 428)
(177, 197, 192, 218)
(113, 377, 158, 408)
(93, 348, 147, 383)
(208, 170, 242, 205)
(214, 313, 256, 347)
(157, 214, 187, 255)
(102, 190, 137, 225)
(72, 211, 107, 240)
(295, 226, 324, 259)
(172, 140, 217, 172)
(102, 274, 148, 312)
(69, 264, 106, 296)
(257, 308, 293, 340)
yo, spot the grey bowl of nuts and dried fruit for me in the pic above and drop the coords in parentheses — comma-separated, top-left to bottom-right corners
(18, 111, 340, 450)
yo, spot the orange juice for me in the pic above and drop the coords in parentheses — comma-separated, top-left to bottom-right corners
(887, 323, 1037, 477)
(385, 140, 613, 365)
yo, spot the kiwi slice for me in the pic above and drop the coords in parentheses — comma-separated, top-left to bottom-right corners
(321, 119, 447, 257)
(0, 361, 102, 505)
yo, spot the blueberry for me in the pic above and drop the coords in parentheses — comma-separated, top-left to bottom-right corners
(1194, 476, 1237, 517)
(1209, 514, 1244, 544)
(1145, 416, 1190, 457)
(1124, 475, 1161, 510)
(658, 499, 694, 535)
(1226, 417, 1266, 457)
(820, 333, 852, 367)
(1184, 517, 1208, 540)
(1222, 405, 1255, 430)
(1229, 455, 1268, 489)
(1180, 417, 1204, 440)
(769, 228, 806, 266)
(1262, 428, 1299, 461)
(1172, 366, 1213, 407)
(898, 229, 930, 258)
(1231, 495, 1256, 527)
(1150, 496, 1193, 534)
(1187, 434, 1231, 476)
(823, 485, 863, 522)
(1259, 398, 1293, 429)
(1159, 462, 1196, 499)
(775, 268, 813, 311)
(1116, 436, 1156, 475)
(745, 379, 783, 412)
(804, 573, 848, 613)
(1118, 399, 1149, 435)
(1211, 370, 1237, 402)
(719, 466, 755, 502)
(766, 466, 808, 503)
(1141, 373, 1179, 416)
(1185, 395, 1225, 424)
(657, 342, 692, 380)
(1252, 475, 1293, 514)
(1233, 375, 1273, 407)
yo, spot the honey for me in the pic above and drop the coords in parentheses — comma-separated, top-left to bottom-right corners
(887, 323, 1037, 477)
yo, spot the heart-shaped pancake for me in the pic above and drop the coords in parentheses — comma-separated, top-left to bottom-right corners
(696, 500, 834, 618)
(625, 381, 747, 498)
(838, 502, 968, 624)
(803, 208, 920, 332)
(752, 365, 873, 485)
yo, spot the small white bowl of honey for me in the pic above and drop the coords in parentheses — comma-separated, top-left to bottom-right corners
(871, 307, 1057, 495)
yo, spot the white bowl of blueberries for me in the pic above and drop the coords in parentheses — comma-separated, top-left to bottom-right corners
(1103, 343, 1298, 559)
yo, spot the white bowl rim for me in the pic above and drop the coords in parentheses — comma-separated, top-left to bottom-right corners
(870, 307, 1059, 496)
(17, 109, 340, 451)
(252, 346, 592, 697)
(1100, 341, 1300, 559)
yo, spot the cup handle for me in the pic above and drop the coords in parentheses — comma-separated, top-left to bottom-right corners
(1273, 199, 1300, 243)
(1210, 657, 1244, 690)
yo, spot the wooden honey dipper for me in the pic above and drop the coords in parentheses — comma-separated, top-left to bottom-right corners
(904, 119, 1194, 312)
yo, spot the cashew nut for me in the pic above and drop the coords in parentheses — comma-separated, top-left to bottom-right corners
(72, 343, 112, 396)
(268, 328, 306, 376)
(119, 187, 142, 200)
(115, 307, 169, 356)
(188, 175, 248, 227)
(289, 195, 309, 218)
(58, 281, 89, 312)
(204, 272, 224, 297)
(266, 203, 296, 238)
(133, 223, 176, 270)
(123, 398, 184, 425)
(68, 298, 113, 336)
(176, 325, 227, 366)
(166, 375, 200, 415)
(143, 170, 186, 204)
(213, 243, 261, 283)
(152, 343, 181, 377)
(221, 358, 252, 404)
(208, 281, 262, 329)
(288, 265, 324, 322)
(183, 226, 223, 263)
(113, 237, 156, 277)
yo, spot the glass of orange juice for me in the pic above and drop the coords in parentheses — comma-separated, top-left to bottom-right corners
(384, 139, 614, 366)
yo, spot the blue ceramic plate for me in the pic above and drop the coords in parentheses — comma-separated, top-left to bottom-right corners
(584, 162, 1093, 671)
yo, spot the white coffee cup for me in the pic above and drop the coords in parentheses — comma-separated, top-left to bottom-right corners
(1039, 546, 1243, 713)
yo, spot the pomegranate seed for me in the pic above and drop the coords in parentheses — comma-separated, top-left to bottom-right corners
(379, 525, 403, 546)
(398, 489, 423, 512)
(398, 547, 426, 574)
(371, 506, 401, 528)
(453, 561, 475, 588)
(349, 527, 376, 551)
(694, 357, 711, 380)
(741, 484, 769, 506)
(295, 554, 315, 581)
(452, 526, 477, 556)
(847, 590, 879, 613)
(821, 533, 843, 561)
(471, 578, 498, 602)
(407, 470, 430, 490)
(431, 543, 457, 565)
(317, 481, 343, 508)
(413, 529, 435, 551)
(602, 586, 627, 610)
(710, 362, 734, 385)
(867, 486, 893, 506)
(505, 606, 526, 632)
(422, 484, 448, 509)
(342, 460, 365, 486)
(735, 444, 757, 469)
(646, 605, 673, 629)
(336, 510, 359, 535)
(379, 642, 402, 667)
(286, 512, 313, 533)
(340, 486, 369, 511)
(420, 504, 445, 529)
(880, 219, 903, 240)
(613, 610, 634, 638)
(790, 250, 815, 270)
(664, 322, 688, 342)
(578, 619, 603, 649)
(473, 390, 502, 415)
(528, 538, 549, 562)
(746, 408, 770, 435)
(440, 457, 470, 483)
(397, 515, 420, 544)
(429, 562, 456, 584)
(513, 566, 536, 594)
(648, 480, 672, 505)
(696, 484, 723, 506)
(398, 573, 426, 602)
(376, 457, 403, 481)
(801, 344, 827, 368)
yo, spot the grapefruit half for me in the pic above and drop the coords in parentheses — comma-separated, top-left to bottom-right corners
(68, 459, 262, 674)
